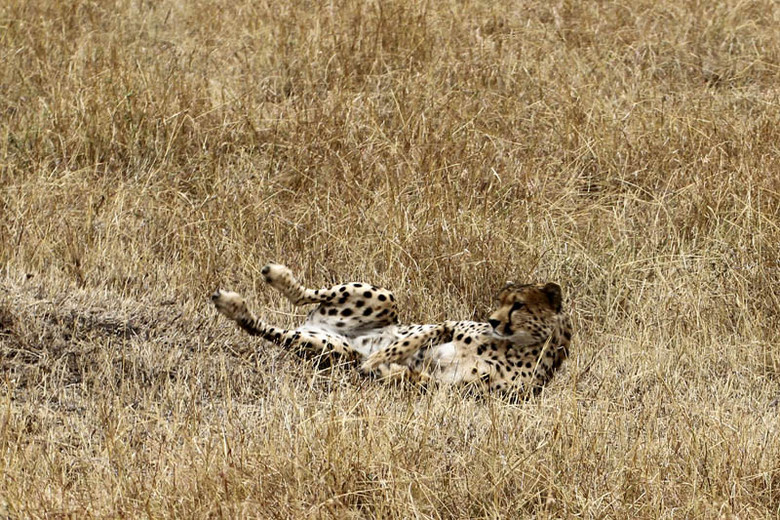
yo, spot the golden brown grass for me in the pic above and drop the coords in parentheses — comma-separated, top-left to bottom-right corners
(2, 0, 780, 517)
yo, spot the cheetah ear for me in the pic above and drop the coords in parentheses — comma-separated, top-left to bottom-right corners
(497, 281, 515, 300)
(541, 282, 562, 313)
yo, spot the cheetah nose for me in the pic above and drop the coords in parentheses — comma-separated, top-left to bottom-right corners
(488, 319, 500, 329)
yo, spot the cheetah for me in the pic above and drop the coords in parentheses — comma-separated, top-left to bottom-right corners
(211, 264, 572, 398)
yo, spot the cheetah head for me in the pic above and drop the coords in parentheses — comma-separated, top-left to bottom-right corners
(487, 282, 563, 345)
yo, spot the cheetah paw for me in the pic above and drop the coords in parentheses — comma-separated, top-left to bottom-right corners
(210, 289, 248, 320)
(260, 263, 294, 285)
(360, 351, 386, 373)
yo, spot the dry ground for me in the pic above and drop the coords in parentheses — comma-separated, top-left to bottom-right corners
(1, 0, 780, 517)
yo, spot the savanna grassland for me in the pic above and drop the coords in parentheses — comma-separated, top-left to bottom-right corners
(1, 0, 780, 517)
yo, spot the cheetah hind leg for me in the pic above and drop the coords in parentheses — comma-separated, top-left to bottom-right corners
(260, 264, 331, 306)
(211, 289, 360, 362)
(261, 263, 400, 333)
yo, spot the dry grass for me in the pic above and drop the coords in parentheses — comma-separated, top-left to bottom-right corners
(1, 0, 780, 517)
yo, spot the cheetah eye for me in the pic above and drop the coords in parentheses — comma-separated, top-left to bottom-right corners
(510, 302, 525, 312)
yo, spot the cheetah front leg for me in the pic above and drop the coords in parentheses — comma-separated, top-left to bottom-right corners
(361, 322, 453, 373)
(211, 289, 360, 362)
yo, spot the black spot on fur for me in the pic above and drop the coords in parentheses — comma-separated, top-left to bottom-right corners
(363, 291, 373, 298)
(378, 294, 387, 302)
(341, 308, 353, 317)
(363, 308, 373, 316)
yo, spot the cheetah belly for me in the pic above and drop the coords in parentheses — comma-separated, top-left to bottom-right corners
(427, 342, 480, 385)
(430, 341, 457, 364)
(297, 323, 405, 359)
(350, 326, 406, 358)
